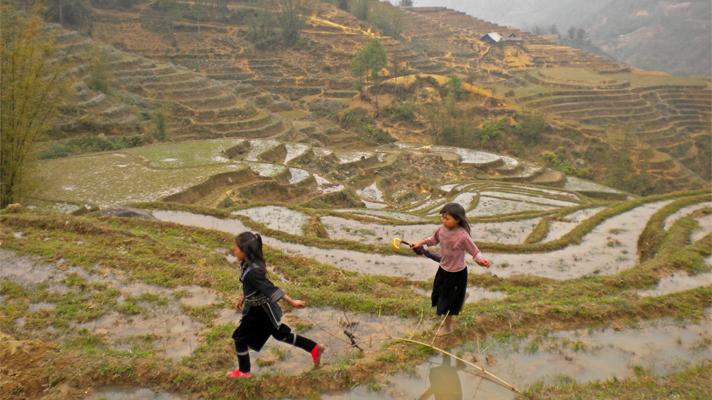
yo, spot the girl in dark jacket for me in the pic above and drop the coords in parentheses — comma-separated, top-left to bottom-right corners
(227, 231, 325, 379)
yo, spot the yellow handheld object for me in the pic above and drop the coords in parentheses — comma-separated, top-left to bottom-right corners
(392, 237, 403, 250)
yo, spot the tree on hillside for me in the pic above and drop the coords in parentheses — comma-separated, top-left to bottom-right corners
(399, 0, 413, 6)
(278, 0, 315, 47)
(575, 28, 587, 43)
(351, 0, 368, 20)
(247, 10, 280, 50)
(338, 0, 349, 11)
(351, 38, 387, 114)
(370, 3, 403, 38)
(247, 0, 313, 49)
(1, 6, 69, 208)
(568, 26, 576, 40)
(45, 0, 92, 31)
(549, 24, 558, 35)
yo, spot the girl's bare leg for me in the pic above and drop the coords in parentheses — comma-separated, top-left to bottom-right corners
(436, 315, 454, 336)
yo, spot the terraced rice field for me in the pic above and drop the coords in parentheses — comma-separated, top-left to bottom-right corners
(5, 133, 711, 398)
(0, 176, 712, 399)
(3, 2, 711, 399)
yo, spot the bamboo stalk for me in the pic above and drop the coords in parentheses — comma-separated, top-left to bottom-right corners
(395, 337, 521, 394)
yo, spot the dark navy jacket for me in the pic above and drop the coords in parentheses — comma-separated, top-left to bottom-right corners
(240, 260, 285, 328)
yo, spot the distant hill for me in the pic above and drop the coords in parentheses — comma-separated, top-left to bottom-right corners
(585, 0, 711, 77)
(415, 0, 711, 77)
(411, 0, 611, 31)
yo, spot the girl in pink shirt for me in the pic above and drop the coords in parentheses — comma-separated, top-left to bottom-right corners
(411, 203, 490, 336)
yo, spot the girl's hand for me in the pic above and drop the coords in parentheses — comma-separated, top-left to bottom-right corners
(290, 299, 306, 308)
(410, 240, 425, 249)
(234, 296, 244, 310)
(476, 257, 491, 268)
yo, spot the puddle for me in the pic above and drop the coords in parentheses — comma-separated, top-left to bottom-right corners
(175, 286, 221, 308)
(85, 387, 184, 400)
(326, 313, 712, 400)
(412, 285, 506, 303)
(637, 271, 712, 297)
(357, 183, 384, 202)
(246, 307, 416, 376)
(408, 198, 445, 213)
(663, 201, 712, 230)
(0, 249, 92, 295)
(288, 168, 311, 184)
(335, 151, 374, 164)
(232, 206, 310, 236)
(284, 143, 311, 164)
(504, 185, 580, 201)
(245, 139, 280, 161)
(151, 210, 439, 280)
(314, 174, 345, 194)
(544, 207, 606, 242)
(321, 216, 538, 245)
(248, 162, 286, 177)
(363, 201, 388, 209)
(691, 213, 712, 242)
(450, 192, 478, 211)
(78, 309, 204, 360)
(152, 195, 679, 280)
(500, 156, 519, 170)
(333, 209, 426, 222)
(470, 196, 555, 217)
(28, 152, 241, 207)
(563, 177, 623, 194)
(431, 146, 501, 165)
(479, 191, 578, 207)
(0, 249, 219, 359)
(152, 203, 670, 281)
(489, 200, 674, 280)
(25, 302, 56, 314)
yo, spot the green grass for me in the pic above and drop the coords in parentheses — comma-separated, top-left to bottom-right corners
(1, 206, 710, 399)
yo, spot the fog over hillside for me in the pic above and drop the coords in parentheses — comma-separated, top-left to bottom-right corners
(412, 0, 712, 76)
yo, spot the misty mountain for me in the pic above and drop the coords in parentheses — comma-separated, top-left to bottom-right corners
(413, 0, 711, 76)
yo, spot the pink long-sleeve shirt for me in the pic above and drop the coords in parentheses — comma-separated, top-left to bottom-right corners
(422, 226, 483, 272)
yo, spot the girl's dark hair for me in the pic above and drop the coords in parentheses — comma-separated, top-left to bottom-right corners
(439, 203, 471, 235)
(235, 231, 265, 266)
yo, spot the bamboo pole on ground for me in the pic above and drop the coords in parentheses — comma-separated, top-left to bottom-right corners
(394, 337, 521, 394)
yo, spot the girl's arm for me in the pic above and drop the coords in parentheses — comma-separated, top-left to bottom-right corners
(249, 271, 306, 307)
(250, 270, 286, 303)
(464, 236, 490, 268)
(282, 294, 305, 308)
(411, 228, 440, 248)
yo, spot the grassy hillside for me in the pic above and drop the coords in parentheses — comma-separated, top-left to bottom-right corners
(36, 0, 710, 196)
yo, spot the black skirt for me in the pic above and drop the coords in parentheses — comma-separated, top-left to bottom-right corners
(431, 267, 468, 316)
(232, 305, 292, 352)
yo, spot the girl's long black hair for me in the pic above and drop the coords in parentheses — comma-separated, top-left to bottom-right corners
(439, 202, 471, 235)
(235, 231, 266, 267)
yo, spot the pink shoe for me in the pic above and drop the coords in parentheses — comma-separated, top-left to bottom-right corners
(311, 344, 326, 367)
(226, 369, 252, 379)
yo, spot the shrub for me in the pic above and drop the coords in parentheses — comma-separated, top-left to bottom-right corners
(247, 11, 281, 50)
(542, 151, 591, 178)
(513, 113, 548, 144)
(87, 48, 110, 94)
(40, 135, 147, 159)
(447, 75, 463, 100)
(384, 101, 415, 122)
(477, 118, 507, 144)
(338, 108, 395, 144)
